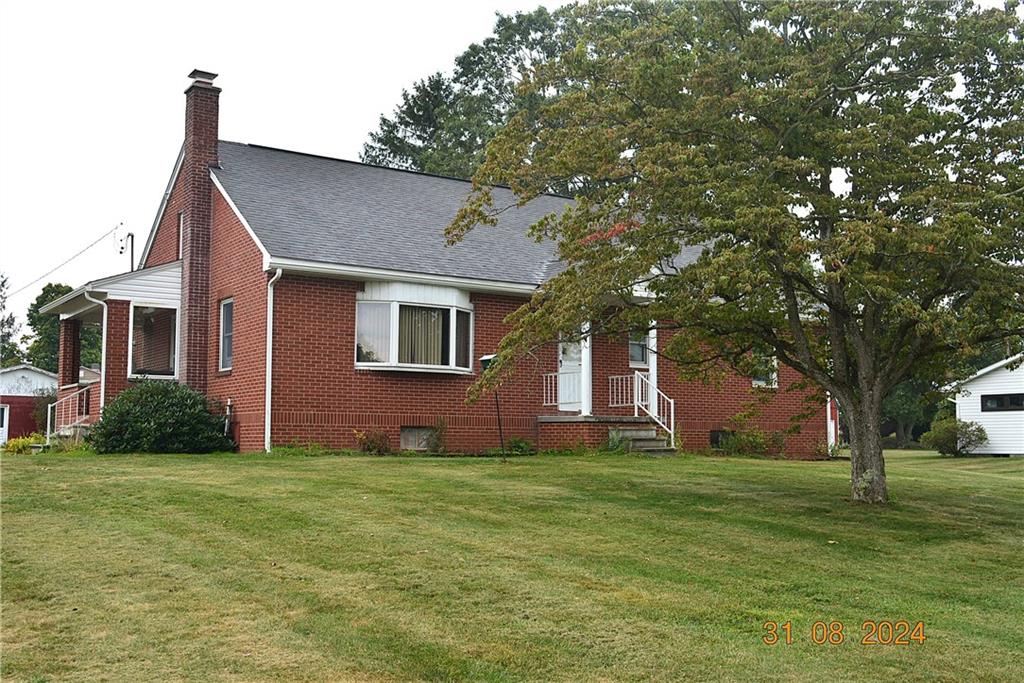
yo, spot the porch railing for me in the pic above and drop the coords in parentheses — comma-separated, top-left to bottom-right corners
(634, 371, 675, 448)
(543, 371, 581, 408)
(46, 385, 91, 444)
(609, 372, 648, 408)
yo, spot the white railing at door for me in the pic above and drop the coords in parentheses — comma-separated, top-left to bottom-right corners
(46, 385, 92, 444)
(543, 371, 582, 408)
(609, 373, 648, 407)
(634, 371, 675, 447)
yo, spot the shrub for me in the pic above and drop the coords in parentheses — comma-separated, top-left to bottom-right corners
(86, 381, 234, 454)
(353, 429, 391, 455)
(506, 436, 537, 455)
(425, 418, 447, 453)
(3, 433, 45, 454)
(920, 417, 988, 457)
(719, 428, 769, 457)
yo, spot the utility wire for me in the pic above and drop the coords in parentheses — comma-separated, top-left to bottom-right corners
(9, 224, 121, 297)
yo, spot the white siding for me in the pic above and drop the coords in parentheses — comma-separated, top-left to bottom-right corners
(103, 262, 181, 308)
(954, 363, 1024, 455)
(356, 281, 471, 308)
(0, 367, 57, 396)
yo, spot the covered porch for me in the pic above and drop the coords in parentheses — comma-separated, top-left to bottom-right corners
(40, 262, 182, 439)
(539, 324, 676, 448)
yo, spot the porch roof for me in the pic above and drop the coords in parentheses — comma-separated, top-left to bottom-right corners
(39, 261, 182, 320)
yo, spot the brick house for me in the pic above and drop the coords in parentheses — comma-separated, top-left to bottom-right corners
(42, 70, 838, 456)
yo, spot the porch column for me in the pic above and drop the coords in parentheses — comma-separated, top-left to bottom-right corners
(57, 319, 81, 387)
(648, 325, 658, 418)
(580, 322, 593, 416)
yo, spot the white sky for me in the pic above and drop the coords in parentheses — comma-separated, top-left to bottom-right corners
(0, 0, 564, 333)
(0, 0, 1010, 336)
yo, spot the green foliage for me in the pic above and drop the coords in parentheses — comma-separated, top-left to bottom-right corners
(883, 381, 930, 446)
(600, 433, 631, 454)
(86, 381, 234, 454)
(3, 433, 45, 454)
(353, 429, 391, 455)
(32, 387, 56, 434)
(24, 282, 101, 373)
(425, 418, 447, 454)
(921, 418, 988, 457)
(506, 436, 537, 455)
(0, 272, 23, 367)
(362, 7, 574, 179)
(449, 1, 1024, 503)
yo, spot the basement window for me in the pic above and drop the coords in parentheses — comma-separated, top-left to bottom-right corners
(356, 301, 472, 372)
(128, 305, 178, 378)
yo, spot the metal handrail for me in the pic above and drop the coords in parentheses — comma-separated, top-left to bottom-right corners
(634, 371, 675, 448)
(46, 385, 91, 444)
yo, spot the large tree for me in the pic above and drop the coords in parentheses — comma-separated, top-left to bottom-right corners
(449, 1, 1024, 503)
(0, 273, 24, 367)
(362, 7, 573, 178)
(23, 283, 101, 373)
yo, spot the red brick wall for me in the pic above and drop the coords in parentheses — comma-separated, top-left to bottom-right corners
(1, 395, 39, 439)
(654, 329, 827, 458)
(269, 276, 548, 452)
(143, 166, 186, 268)
(206, 188, 268, 452)
(57, 320, 81, 387)
(103, 300, 131, 405)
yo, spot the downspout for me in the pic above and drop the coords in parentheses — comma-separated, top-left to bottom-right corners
(264, 268, 283, 452)
(82, 292, 108, 411)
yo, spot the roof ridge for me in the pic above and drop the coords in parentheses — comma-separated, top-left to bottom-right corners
(217, 140, 573, 200)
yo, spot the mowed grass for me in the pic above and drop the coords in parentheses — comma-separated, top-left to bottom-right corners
(2, 451, 1022, 682)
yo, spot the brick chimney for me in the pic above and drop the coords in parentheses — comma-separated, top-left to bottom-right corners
(179, 69, 220, 392)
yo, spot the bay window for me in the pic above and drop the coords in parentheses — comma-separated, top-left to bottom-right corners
(356, 301, 472, 371)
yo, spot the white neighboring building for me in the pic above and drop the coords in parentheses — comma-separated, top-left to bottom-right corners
(953, 354, 1024, 456)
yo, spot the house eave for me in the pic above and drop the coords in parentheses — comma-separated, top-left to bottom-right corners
(265, 257, 540, 296)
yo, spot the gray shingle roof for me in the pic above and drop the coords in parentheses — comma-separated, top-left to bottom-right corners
(214, 141, 573, 285)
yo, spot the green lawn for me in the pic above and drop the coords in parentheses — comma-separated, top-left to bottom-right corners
(2, 451, 1022, 682)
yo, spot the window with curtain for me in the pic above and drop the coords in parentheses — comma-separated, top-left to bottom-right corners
(356, 301, 471, 370)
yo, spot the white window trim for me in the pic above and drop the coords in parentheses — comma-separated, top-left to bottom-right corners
(219, 298, 234, 372)
(628, 331, 652, 369)
(177, 211, 184, 260)
(354, 300, 474, 373)
(752, 356, 779, 389)
(126, 301, 180, 380)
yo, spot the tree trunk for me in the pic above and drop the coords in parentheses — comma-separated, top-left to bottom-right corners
(846, 401, 888, 503)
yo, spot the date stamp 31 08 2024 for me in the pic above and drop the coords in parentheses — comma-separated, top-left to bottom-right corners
(762, 620, 927, 646)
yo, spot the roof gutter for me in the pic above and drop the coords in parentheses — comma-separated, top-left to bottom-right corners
(265, 257, 539, 296)
(82, 291, 107, 411)
(264, 268, 283, 452)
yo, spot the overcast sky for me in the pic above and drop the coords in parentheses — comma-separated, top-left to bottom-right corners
(0, 0, 564, 333)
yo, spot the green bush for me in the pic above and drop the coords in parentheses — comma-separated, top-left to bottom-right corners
(3, 433, 45, 454)
(719, 428, 769, 456)
(86, 381, 234, 454)
(920, 417, 988, 457)
(353, 429, 391, 455)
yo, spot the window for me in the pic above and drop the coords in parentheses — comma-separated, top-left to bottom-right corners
(981, 394, 1024, 412)
(752, 355, 778, 388)
(219, 299, 234, 371)
(629, 331, 649, 367)
(400, 427, 433, 451)
(129, 305, 177, 378)
(177, 211, 184, 259)
(356, 301, 472, 371)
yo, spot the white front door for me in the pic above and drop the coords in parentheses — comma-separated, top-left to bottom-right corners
(0, 404, 9, 446)
(558, 341, 582, 411)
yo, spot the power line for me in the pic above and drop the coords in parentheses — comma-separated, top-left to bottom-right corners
(9, 223, 121, 297)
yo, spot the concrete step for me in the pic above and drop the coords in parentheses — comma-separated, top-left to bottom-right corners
(640, 448, 678, 458)
(610, 427, 658, 440)
(628, 437, 670, 450)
